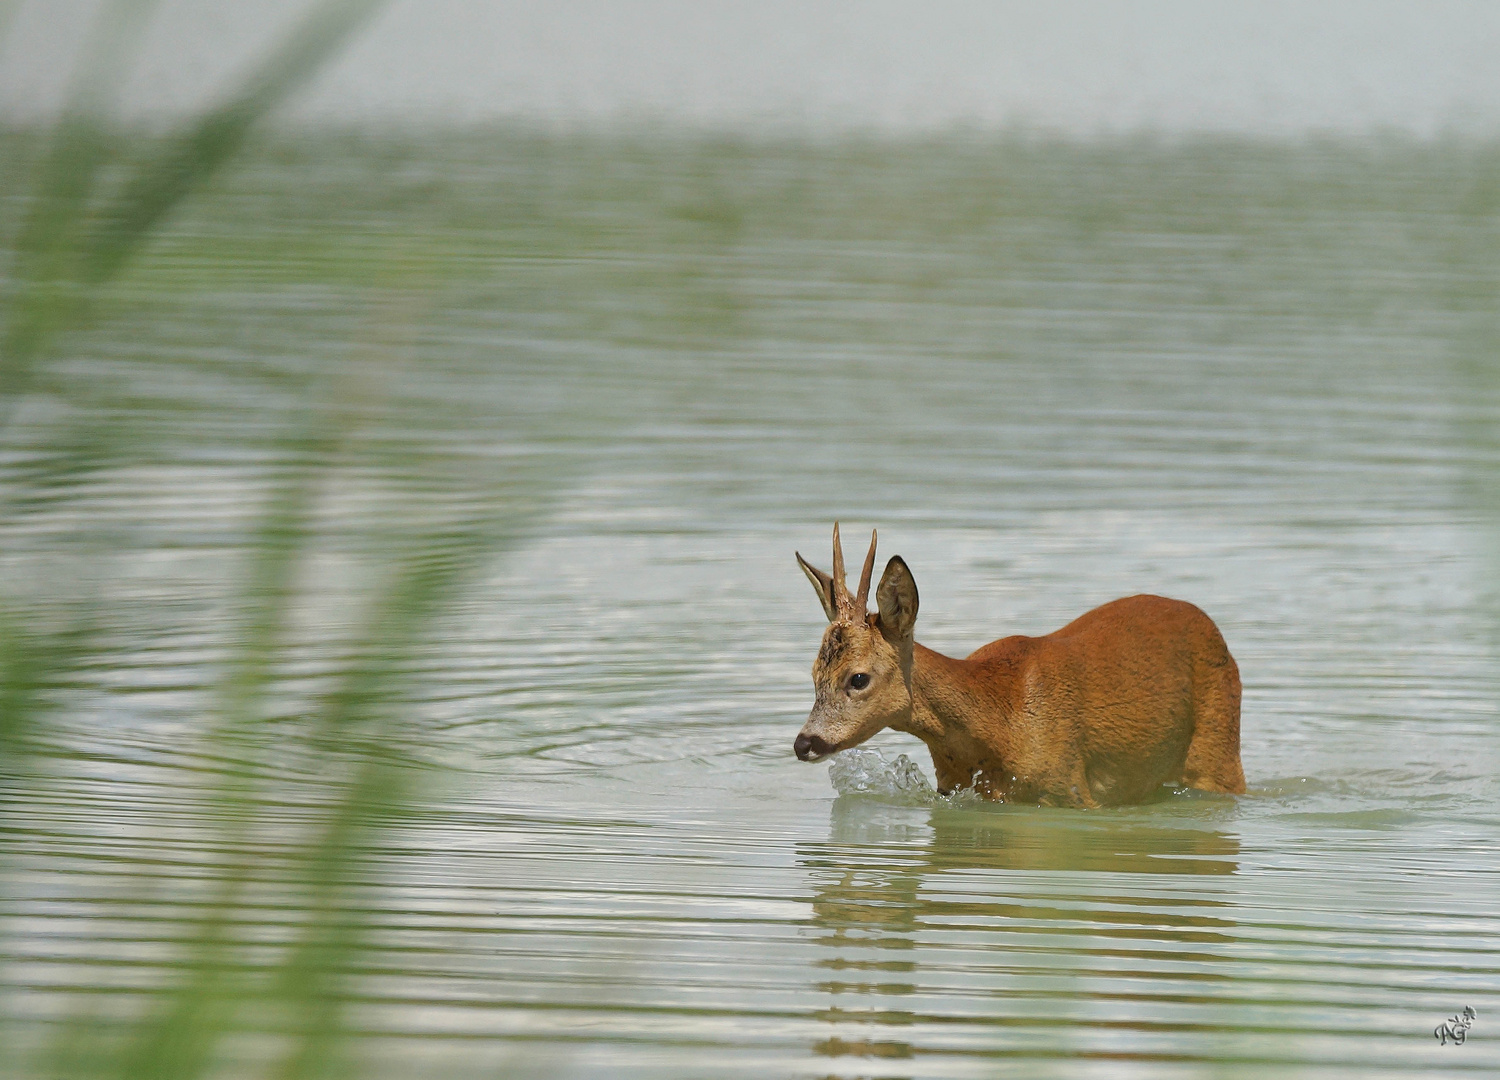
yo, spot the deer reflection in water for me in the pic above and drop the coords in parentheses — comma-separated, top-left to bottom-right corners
(799, 797, 1241, 1072)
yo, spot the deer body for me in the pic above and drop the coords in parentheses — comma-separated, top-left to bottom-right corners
(794, 527, 1244, 808)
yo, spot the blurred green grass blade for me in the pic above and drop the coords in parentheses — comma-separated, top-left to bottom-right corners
(269, 750, 407, 1080)
(0, 606, 94, 784)
(110, 420, 344, 1080)
(263, 521, 502, 1079)
(110, 439, 506, 1080)
(3, 4, 506, 1078)
(0, 607, 43, 765)
(221, 428, 343, 733)
(1, 0, 158, 402)
(81, 0, 387, 286)
(317, 541, 490, 733)
(11, 0, 157, 269)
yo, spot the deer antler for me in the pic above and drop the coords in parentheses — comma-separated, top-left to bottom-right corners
(799, 524, 879, 623)
(855, 528, 877, 614)
(829, 523, 878, 621)
(831, 522, 849, 614)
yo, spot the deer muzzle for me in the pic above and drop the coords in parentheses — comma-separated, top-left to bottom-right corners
(794, 731, 833, 761)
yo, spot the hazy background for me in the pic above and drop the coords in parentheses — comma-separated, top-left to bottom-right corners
(4, 0, 1500, 134)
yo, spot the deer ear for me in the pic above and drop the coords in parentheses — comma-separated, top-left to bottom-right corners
(796, 552, 838, 622)
(876, 556, 919, 640)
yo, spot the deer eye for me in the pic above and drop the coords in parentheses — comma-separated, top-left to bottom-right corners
(848, 672, 871, 691)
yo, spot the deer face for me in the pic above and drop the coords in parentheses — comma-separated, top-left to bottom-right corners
(793, 525, 919, 762)
(796, 616, 909, 760)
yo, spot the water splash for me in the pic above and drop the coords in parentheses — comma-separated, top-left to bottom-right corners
(827, 746, 935, 802)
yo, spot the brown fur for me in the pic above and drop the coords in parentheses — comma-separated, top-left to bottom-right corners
(795, 529, 1245, 808)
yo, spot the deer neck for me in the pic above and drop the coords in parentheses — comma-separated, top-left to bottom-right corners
(896, 641, 1023, 789)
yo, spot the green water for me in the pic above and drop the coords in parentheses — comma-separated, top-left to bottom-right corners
(3, 129, 1500, 1078)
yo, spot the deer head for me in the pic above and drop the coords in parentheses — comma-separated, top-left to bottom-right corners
(793, 523, 920, 761)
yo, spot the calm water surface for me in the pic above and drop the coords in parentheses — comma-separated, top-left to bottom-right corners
(3, 132, 1500, 1077)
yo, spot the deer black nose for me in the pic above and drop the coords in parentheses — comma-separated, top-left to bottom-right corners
(794, 733, 831, 761)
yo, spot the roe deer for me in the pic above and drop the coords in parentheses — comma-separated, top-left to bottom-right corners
(793, 525, 1245, 807)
